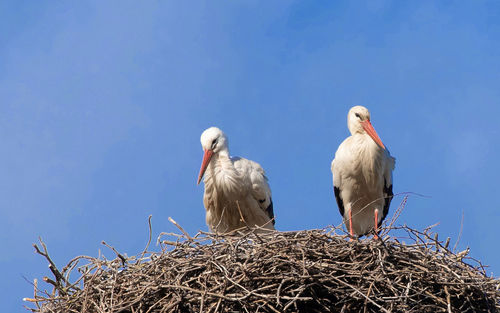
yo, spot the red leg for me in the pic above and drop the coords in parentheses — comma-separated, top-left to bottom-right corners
(374, 209, 379, 240)
(349, 209, 354, 239)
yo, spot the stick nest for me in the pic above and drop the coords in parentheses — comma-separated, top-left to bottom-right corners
(26, 223, 500, 313)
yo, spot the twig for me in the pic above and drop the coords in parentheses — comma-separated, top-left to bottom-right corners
(168, 217, 192, 240)
(453, 210, 465, 252)
(101, 241, 127, 266)
(137, 215, 153, 264)
(32, 237, 69, 295)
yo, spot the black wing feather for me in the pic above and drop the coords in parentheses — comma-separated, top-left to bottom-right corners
(265, 198, 275, 225)
(334, 186, 345, 218)
(378, 180, 393, 228)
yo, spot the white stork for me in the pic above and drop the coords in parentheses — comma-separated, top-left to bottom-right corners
(331, 106, 395, 238)
(197, 127, 275, 233)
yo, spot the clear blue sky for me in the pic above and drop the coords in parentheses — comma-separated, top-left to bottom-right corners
(1, 1, 499, 312)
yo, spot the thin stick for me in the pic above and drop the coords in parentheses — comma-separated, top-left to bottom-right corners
(101, 241, 127, 266)
(137, 215, 153, 264)
(168, 217, 192, 240)
(453, 210, 465, 252)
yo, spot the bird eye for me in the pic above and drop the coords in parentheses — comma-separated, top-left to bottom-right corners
(355, 113, 361, 119)
(211, 138, 218, 149)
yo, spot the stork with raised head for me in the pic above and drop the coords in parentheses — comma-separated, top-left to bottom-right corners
(331, 106, 395, 238)
(197, 127, 275, 233)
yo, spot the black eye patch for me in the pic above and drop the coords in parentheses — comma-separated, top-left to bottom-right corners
(211, 138, 218, 149)
(355, 113, 361, 118)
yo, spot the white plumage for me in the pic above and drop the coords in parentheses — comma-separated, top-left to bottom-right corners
(197, 127, 275, 233)
(331, 106, 395, 237)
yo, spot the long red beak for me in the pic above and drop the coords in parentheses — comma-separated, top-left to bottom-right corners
(197, 149, 213, 185)
(361, 120, 386, 149)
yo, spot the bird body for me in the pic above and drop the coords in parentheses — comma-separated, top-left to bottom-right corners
(197, 127, 274, 233)
(331, 106, 395, 237)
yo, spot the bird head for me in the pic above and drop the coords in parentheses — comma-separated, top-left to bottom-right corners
(197, 127, 228, 184)
(347, 106, 385, 149)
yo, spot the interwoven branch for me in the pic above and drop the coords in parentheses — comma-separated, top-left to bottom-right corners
(26, 225, 499, 313)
